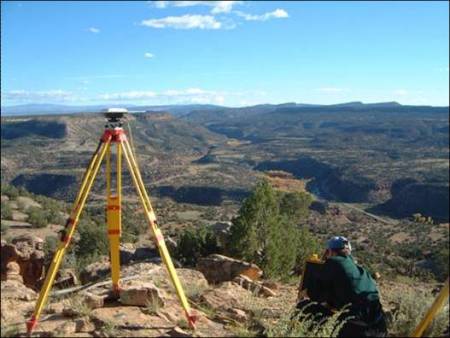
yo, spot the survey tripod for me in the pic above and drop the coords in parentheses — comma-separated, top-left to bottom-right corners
(26, 110, 197, 333)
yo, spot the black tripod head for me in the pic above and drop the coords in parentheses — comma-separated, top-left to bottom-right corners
(104, 108, 128, 127)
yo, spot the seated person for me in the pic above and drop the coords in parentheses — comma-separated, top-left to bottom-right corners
(296, 236, 387, 337)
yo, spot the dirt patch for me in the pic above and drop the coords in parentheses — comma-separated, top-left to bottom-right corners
(263, 170, 307, 193)
(7, 223, 63, 240)
(16, 196, 42, 210)
(389, 231, 414, 244)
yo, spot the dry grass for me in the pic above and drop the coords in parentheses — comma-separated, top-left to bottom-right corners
(263, 170, 307, 193)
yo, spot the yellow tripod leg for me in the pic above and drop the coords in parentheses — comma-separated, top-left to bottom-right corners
(26, 138, 111, 334)
(107, 195, 121, 295)
(412, 278, 449, 337)
(121, 139, 196, 329)
(107, 142, 122, 295)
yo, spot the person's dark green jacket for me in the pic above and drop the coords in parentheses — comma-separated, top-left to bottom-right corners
(308, 254, 380, 310)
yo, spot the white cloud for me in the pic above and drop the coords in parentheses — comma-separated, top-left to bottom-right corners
(317, 87, 349, 93)
(98, 88, 226, 104)
(144, 52, 154, 58)
(153, 1, 169, 8)
(88, 27, 100, 33)
(2, 90, 75, 102)
(99, 91, 157, 101)
(393, 89, 408, 96)
(210, 1, 241, 14)
(152, 1, 242, 14)
(235, 8, 288, 21)
(141, 14, 221, 29)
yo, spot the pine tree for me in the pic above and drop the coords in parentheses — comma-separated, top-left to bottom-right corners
(228, 180, 320, 279)
(228, 180, 278, 262)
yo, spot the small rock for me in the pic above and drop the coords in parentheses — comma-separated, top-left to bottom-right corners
(75, 317, 96, 333)
(260, 285, 276, 298)
(166, 326, 192, 337)
(233, 274, 276, 297)
(47, 302, 65, 314)
(83, 292, 104, 309)
(56, 321, 77, 335)
(262, 281, 279, 290)
(62, 307, 79, 318)
(119, 281, 165, 307)
(228, 308, 248, 322)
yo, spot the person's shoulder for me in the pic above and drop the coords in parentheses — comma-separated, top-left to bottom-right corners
(327, 255, 356, 267)
(328, 255, 348, 262)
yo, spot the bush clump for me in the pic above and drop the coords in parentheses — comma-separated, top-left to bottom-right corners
(228, 180, 320, 279)
(265, 305, 350, 337)
(1, 201, 13, 220)
(175, 224, 220, 266)
(1, 184, 19, 200)
(27, 206, 48, 228)
(387, 287, 449, 337)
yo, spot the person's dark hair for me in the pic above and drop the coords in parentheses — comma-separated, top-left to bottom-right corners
(331, 247, 351, 256)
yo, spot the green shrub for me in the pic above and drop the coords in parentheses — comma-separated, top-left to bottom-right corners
(27, 206, 48, 228)
(74, 217, 109, 261)
(228, 180, 279, 262)
(279, 191, 313, 220)
(1, 221, 10, 234)
(1, 201, 13, 220)
(265, 305, 350, 337)
(228, 180, 320, 279)
(262, 215, 300, 279)
(175, 224, 220, 266)
(388, 287, 449, 337)
(430, 245, 449, 282)
(121, 205, 147, 243)
(44, 235, 59, 257)
(1, 184, 19, 199)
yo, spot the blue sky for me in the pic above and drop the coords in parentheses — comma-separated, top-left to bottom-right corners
(1, 1, 449, 107)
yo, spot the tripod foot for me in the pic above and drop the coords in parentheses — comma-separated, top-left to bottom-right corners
(112, 283, 121, 297)
(186, 310, 198, 329)
(26, 315, 37, 334)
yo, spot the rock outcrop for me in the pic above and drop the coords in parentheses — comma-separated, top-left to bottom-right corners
(197, 254, 263, 284)
(233, 274, 276, 297)
(1, 234, 45, 289)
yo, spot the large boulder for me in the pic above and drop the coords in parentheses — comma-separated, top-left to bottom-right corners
(1, 234, 45, 289)
(197, 254, 263, 284)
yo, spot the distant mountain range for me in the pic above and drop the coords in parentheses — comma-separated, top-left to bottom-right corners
(2, 101, 445, 117)
(0, 103, 223, 116)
